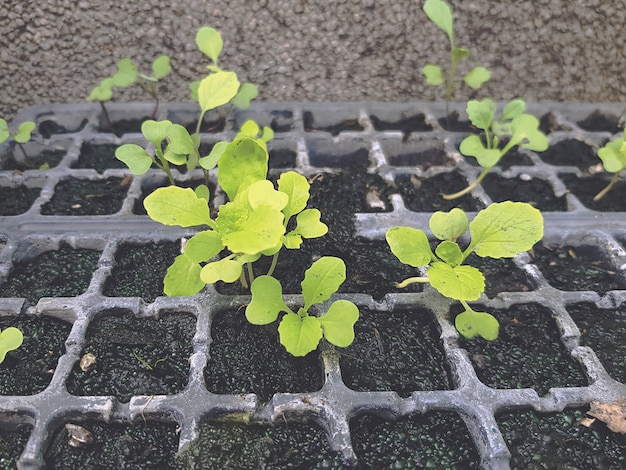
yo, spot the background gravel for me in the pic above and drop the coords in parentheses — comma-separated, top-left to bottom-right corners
(1, 0, 625, 120)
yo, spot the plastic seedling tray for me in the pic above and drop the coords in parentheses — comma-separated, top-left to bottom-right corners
(1, 101, 625, 469)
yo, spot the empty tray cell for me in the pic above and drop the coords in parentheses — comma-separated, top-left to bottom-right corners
(458, 303, 588, 395)
(0, 423, 31, 468)
(0, 314, 72, 395)
(379, 136, 451, 169)
(234, 109, 294, 133)
(369, 112, 432, 134)
(38, 116, 88, 138)
(72, 142, 127, 172)
(350, 412, 479, 468)
(395, 171, 482, 212)
(0, 185, 41, 215)
(267, 139, 297, 168)
(538, 139, 599, 170)
(481, 174, 567, 211)
(103, 241, 181, 302)
(204, 309, 323, 401)
(438, 110, 473, 132)
(66, 309, 195, 402)
(339, 309, 451, 396)
(0, 243, 101, 304)
(41, 177, 128, 215)
(497, 408, 626, 469)
(0, 141, 66, 171)
(45, 420, 180, 469)
(303, 110, 364, 135)
(176, 419, 343, 469)
(530, 243, 626, 293)
(465, 254, 533, 298)
(306, 135, 370, 167)
(567, 302, 626, 383)
(539, 111, 569, 134)
(560, 172, 626, 212)
(577, 109, 622, 134)
(185, 110, 226, 134)
(97, 109, 151, 136)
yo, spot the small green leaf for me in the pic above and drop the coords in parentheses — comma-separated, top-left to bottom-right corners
(598, 137, 626, 173)
(141, 119, 172, 148)
(423, 64, 444, 86)
(184, 230, 223, 263)
(466, 99, 496, 131)
(111, 58, 138, 87)
(217, 137, 269, 201)
(196, 26, 223, 64)
(510, 114, 549, 152)
(459, 134, 501, 167)
(429, 208, 468, 240)
(428, 262, 484, 301)
(319, 300, 359, 347)
(301, 256, 346, 310)
(152, 55, 171, 79)
(246, 275, 291, 325)
(463, 66, 490, 90)
(278, 312, 323, 356)
(423, 0, 453, 42)
(195, 184, 210, 201)
(231, 82, 259, 109)
(386, 227, 433, 267)
(0, 119, 9, 142)
(283, 233, 303, 249)
(451, 47, 470, 60)
(278, 171, 310, 221)
(163, 148, 187, 166)
(200, 258, 243, 284)
(189, 80, 200, 101)
(239, 120, 260, 137)
(198, 71, 240, 113)
(246, 180, 289, 211)
(221, 205, 285, 255)
(455, 309, 499, 340)
(14, 121, 36, 143)
(294, 209, 328, 239)
(0, 327, 23, 363)
(261, 126, 274, 143)
(144, 186, 212, 227)
(115, 144, 153, 174)
(199, 141, 228, 170)
(163, 254, 204, 296)
(435, 241, 463, 266)
(469, 201, 544, 258)
(87, 77, 114, 101)
(501, 99, 526, 121)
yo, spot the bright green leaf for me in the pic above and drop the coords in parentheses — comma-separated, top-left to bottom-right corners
(294, 209, 328, 239)
(501, 99, 526, 121)
(424, 0, 453, 42)
(163, 254, 204, 296)
(217, 137, 268, 201)
(0, 119, 9, 142)
(246, 275, 292, 325)
(239, 120, 260, 138)
(278, 171, 310, 221)
(0, 327, 23, 363)
(429, 207, 468, 240)
(455, 309, 499, 340)
(423, 64, 444, 86)
(463, 66, 490, 90)
(451, 47, 470, 60)
(195, 184, 210, 201)
(199, 141, 228, 170)
(435, 241, 463, 266)
(319, 300, 359, 347)
(87, 77, 114, 101)
(198, 71, 240, 113)
(283, 233, 303, 249)
(459, 134, 501, 167)
(509, 114, 549, 152)
(152, 55, 171, 79)
(115, 144, 153, 174)
(200, 258, 242, 284)
(231, 82, 259, 109)
(196, 26, 223, 64)
(261, 126, 274, 143)
(466, 99, 496, 131)
(386, 227, 433, 267)
(145, 186, 212, 227)
(598, 137, 626, 173)
(428, 262, 484, 301)
(246, 180, 289, 211)
(183, 230, 223, 263)
(301, 256, 346, 310)
(278, 312, 323, 356)
(221, 205, 285, 255)
(112, 58, 137, 87)
(167, 124, 197, 155)
(13, 121, 35, 143)
(216, 201, 248, 235)
(141, 119, 172, 148)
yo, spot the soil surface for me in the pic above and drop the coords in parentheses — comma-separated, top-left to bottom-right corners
(560, 172, 626, 212)
(0, 149, 65, 171)
(538, 139, 599, 170)
(41, 177, 128, 215)
(369, 113, 432, 135)
(72, 143, 127, 173)
(0, 185, 40, 215)
(304, 111, 364, 135)
(481, 174, 567, 211)
(97, 116, 151, 137)
(395, 171, 483, 212)
(0, 424, 31, 470)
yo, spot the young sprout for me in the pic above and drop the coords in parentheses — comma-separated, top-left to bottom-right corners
(0, 327, 24, 363)
(0, 118, 36, 161)
(422, 0, 491, 117)
(135, 55, 172, 118)
(444, 98, 548, 200)
(593, 128, 626, 201)
(386, 202, 543, 340)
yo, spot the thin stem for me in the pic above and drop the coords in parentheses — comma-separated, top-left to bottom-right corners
(396, 276, 429, 289)
(203, 168, 210, 188)
(459, 299, 475, 313)
(195, 110, 206, 136)
(16, 142, 29, 160)
(246, 262, 255, 286)
(593, 171, 621, 201)
(99, 101, 113, 132)
(442, 165, 493, 200)
(239, 270, 249, 290)
(266, 252, 280, 277)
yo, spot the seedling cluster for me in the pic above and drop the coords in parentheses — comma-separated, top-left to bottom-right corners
(594, 128, 626, 201)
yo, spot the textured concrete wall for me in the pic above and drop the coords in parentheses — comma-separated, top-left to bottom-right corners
(1, 0, 625, 119)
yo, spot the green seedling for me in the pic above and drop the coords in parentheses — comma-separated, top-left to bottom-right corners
(144, 135, 328, 294)
(246, 257, 359, 357)
(422, 0, 491, 116)
(444, 98, 548, 200)
(386, 201, 543, 340)
(0, 327, 24, 363)
(593, 128, 626, 201)
(134, 55, 172, 118)
(1, 117, 36, 163)
(132, 351, 167, 371)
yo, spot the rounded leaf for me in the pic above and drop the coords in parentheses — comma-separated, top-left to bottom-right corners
(184, 230, 223, 263)
(163, 255, 204, 296)
(429, 208, 468, 240)
(246, 275, 291, 325)
(466, 99, 496, 130)
(301, 257, 346, 309)
(501, 99, 526, 121)
(455, 309, 499, 340)
(319, 300, 359, 348)
(112, 58, 137, 87)
(422, 64, 444, 86)
(597, 137, 626, 173)
(141, 119, 172, 148)
(463, 67, 490, 90)
(294, 209, 328, 239)
(152, 55, 171, 79)
(428, 262, 484, 301)
(435, 241, 463, 266)
(115, 144, 153, 174)
(200, 141, 228, 170)
(278, 312, 323, 357)
(144, 186, 212, 227)
(14, 121, 36, 143)
(423, 0, 453, 41)
(200, 258, 242, 284)
(386, 226, 433, 267)
(231, 83, 259, 110)
(196, 27, 223, 63)
(198, 71, 240, 113)
(278, 171, 310, 221)
(0, 327, 23, 363)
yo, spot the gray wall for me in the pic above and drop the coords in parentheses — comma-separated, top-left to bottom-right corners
(1, 0, 625, 119)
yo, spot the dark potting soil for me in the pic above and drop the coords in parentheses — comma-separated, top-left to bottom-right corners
(350, 411, 480, 469)
(539, 112, 567, 135)
(369, 113, 432, 135)
(174, 419, 344, 469)
(0, 424, 31, 469)
(529, 243, 626, 293)
(560, 172, 626, 212)
(481, 174, 567, 211)
(437, 111, 474, 132)
(0, 148, 65, 171)
(103, 241, 180, 302)
(0, 243, 101, 304)
(577, 109, 623, 134)
(41, 177, 128, 215)
(38, 118, 88, 138)
(65, 310, 195, 402)
(395, 171, 483, 212)
(97, 116, 151, 136)
(567, 302, 626, 383)
(339, 309, 450, 397)
(498, 408, 626, 469)
(268, 147, 297, 168)
(204, 309, 323, 402)
(0, 185, 40, 215)
(384, 140, 452, 169)
(72, 143, 127, 172)
(44, 420, 179, 469)
(268, 109, 295, 133)
(458, 303, 588, 395)
(304, 111, 364, 135)
(465, 253, 533, 298)
(538, 139, 599, 170)
(0, 314, 72, 395)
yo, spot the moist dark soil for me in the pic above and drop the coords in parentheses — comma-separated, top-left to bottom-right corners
(0, 314, 72, 395)
(65, 309, 195, 402)
(38, 118, 88, 138)
(577, 109, 623, 134)
(465, 254, 533, 298)
(267, 109, 295, 133)
(438, 111, 473, 132)
(538, 139, 598, 170)
(268, 147, 296, 168)
(304, 111, 364, 135)
(384, 140, 452, 169)
(458, 303, 588, 395)
(339, 309, 451, 397)
(97, 116, 151, 136)
(370, 113, 432, 136)
(395, 171, 483, 212)
(498, 408, 626, 469)
(567, 302, 626, 383)
(204, 309, 323, 402)
(103, 241, 181, 302)
(481, 174, 567, 211)
(350, 411, 480, 469)
(0, 148, 65, 171)
(41, 177, 128, 215)
(529, 243, 626, 293)
(175, 419, 344, 469)
(0, 185, 41, 215)
(0, 424, 31, 469)
(72, 143, 127, 172)
(539, 112, 567, 134)
(560, 172, 626, 212)
(0, 243, 101, 305)
(44, 420, 179, 469)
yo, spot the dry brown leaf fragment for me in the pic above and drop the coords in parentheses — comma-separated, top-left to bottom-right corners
(585, 399, 626, 434)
